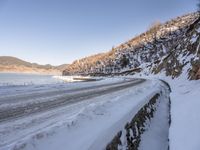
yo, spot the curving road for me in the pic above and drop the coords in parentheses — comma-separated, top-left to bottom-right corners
(0, 78, 145, 123)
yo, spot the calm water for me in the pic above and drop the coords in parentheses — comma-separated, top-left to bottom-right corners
(0, 73, 63, 86)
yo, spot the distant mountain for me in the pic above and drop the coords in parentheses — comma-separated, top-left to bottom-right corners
(0, 56, 68, 75)
(63, 12, 200, 80)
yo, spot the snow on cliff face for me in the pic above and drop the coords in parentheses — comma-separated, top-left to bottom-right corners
(63, 12, 200, 80)
(115, 12, 200, 80)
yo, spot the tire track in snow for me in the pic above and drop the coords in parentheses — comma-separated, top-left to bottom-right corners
(0, 79, 145, 123)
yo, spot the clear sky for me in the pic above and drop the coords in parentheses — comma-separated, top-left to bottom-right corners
(0, 0, 197, 65)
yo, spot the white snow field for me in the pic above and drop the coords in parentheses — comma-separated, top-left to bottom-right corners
(132, 70, 200, 150)
(169, 78, 200, 150)
(0, 77, 169, 150)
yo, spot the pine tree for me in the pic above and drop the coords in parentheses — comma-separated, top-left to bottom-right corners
(120, 55, 129, 68)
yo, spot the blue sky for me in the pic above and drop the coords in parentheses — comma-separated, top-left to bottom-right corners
(0, 0, 197, 65)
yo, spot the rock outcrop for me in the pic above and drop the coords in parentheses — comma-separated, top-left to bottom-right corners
(63, 12, 200, 80)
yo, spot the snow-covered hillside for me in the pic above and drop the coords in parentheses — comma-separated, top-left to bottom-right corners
(63, 12, 200, 80)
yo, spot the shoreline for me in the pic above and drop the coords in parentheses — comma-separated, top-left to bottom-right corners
(53, 75, 103, 82)
(0, 71, 61, 76)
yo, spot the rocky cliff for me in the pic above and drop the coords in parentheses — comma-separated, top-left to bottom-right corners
(63, 12, 200, 80)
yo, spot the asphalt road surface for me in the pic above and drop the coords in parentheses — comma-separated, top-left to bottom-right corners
(0, 78, 145, 123)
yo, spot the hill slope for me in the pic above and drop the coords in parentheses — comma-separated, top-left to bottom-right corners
(63, 12, 200, 80)
(0, 56, 68, 75)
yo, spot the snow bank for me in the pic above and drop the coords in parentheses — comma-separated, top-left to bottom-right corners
(53, 75, 102, 82)
(169, 78, 200, 150)
(139, 82, 170, 150)
(106, 81, 171, 150)
(132, 67, 200, 150)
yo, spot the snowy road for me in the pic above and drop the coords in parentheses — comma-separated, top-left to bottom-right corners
(0, 78, 170, 150)
(0, 78, 144, 123)
(1, 78, 154, 150)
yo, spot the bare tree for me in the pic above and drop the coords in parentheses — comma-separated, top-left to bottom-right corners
(140, 21, 161, 46)
(149, 21, 161, 30)
(148, 21, 162, 40)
